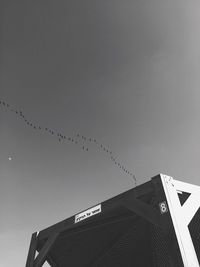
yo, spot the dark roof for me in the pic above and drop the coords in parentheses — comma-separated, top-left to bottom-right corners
(36, 178, 161, 266)
(27, 175, 185, 266)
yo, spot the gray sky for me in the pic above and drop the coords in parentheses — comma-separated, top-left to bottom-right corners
(1, 0, 200, 266)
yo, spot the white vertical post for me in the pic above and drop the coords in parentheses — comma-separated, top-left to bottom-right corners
(160, 174, 200, 267)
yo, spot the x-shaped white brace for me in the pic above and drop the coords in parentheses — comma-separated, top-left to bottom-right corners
(160, 174, 200, 267)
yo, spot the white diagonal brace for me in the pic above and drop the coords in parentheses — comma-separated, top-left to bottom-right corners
(160, 174, 199, 267)
(181, 194, 200, 226)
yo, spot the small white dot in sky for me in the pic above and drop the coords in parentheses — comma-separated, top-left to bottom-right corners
(8, 157, 12, 161)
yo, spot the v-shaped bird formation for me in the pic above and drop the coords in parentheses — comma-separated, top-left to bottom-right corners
(0, 100, 137, 186)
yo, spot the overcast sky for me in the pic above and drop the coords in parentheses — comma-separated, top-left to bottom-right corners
(1, 0, 200, 266)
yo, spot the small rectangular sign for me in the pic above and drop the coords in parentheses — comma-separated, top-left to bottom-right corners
(75, 204, 101, 223)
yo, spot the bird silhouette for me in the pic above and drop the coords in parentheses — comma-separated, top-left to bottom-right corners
(0, 100, 137, 186)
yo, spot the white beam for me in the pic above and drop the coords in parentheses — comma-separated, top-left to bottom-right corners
(160, 174, 199, 267)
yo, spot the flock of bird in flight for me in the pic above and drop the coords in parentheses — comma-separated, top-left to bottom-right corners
(0, 99, 137, 186)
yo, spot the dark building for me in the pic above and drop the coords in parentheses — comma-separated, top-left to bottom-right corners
(26, 174, 200, 267)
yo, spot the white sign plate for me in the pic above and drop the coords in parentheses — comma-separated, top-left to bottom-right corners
(75, 204, 101, 223)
